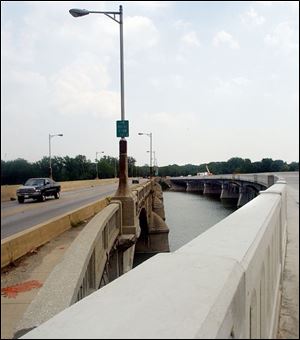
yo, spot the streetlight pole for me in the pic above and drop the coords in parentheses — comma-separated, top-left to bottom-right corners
(69, 5, 131, 197)
(153, 150, 157, 176)
(49, 133, 63, 179)
(138, 132, 152, 177)
(95, 151, 104, 179)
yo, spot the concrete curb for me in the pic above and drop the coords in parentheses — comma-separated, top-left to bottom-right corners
(1, 198, 109, 268)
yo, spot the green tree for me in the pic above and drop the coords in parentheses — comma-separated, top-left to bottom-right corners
(261, 158, 273, 172)
(288, 162, 299, 171)
(1, 158, 35, 185)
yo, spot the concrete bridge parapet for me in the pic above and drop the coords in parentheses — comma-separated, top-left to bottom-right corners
(19, 176, 289, 339)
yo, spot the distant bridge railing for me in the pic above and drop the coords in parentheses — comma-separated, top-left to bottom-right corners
(204, 173, 278, 187)
(171, 173, 277, 188)
(169, 173, 278, 208)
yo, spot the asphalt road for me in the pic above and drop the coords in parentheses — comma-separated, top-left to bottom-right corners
(1, 181, 140, 239)
(1, 173, 297, 240)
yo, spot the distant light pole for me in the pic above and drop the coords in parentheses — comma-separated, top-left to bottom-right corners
(69, 6, 131, 197)
(49, 133, 63, 179)
(153, 150, 157, 176)
(95, 151, 104, 179)
(147, 150, 157, 176)
(138, 132, 152, 177)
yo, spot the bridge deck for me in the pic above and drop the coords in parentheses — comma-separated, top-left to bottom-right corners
(1, 172, 298, 339)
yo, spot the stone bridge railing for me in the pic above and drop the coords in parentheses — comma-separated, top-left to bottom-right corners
(132, 181, 152, 214)
(19, 177, 288, 339)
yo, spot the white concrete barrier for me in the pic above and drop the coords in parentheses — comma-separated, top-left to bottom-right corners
(21, 180, 287, 339)
(16, 202, 122, 336)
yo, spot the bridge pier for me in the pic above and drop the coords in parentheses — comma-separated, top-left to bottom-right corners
(220, 182, 239, 207)
(237, 185, 257, 208)
(135, 181, 170, 254)
(203, 182, 222, 197)
(186, 181, 204, 193)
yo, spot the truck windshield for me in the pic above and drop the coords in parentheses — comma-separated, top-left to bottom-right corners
(24, 179, 45, 186)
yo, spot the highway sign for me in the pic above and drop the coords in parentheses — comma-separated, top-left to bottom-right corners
(116, 120, 129, 138)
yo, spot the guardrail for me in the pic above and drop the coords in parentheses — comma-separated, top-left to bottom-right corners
(1, 198, 108, 268)
(16, 202, 122, 335)
(19, 178, 287, 339)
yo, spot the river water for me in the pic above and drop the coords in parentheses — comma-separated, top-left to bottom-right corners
(133, 191, 236, 266)
(163, 191, 236, 252)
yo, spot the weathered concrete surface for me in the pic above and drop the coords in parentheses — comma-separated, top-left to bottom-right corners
(1, 224, 86, 339)
(277, 182, 299, 339)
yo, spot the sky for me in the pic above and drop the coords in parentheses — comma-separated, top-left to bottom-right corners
(1, 1, 299, 167)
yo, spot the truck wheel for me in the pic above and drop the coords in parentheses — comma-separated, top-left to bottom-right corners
(54, 191, 60, 199)
(18, 197, 24, 204)
(39, 194, 46, 202)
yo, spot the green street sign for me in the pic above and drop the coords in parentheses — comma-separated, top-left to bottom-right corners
(116, 120, 129, 138)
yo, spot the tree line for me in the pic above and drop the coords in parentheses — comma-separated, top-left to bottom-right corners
(158, 157, 298, 177)
(1, 155, 298, 185)
(1, 155, 145, 185)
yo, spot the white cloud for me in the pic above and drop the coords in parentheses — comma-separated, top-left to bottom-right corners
(174, 19, 192, 30)
(181, 31, 200, 47)
(149, 111, 196, 129)
(148, 74, 183, 90)
(149, 77, 161, 89)
(214, 76, 250, 95)
(125, 16, 159, 53)
(151, 111, 173, 125)
(213, 31, 240, 49)
(50, 56, 119, 118)
(2, 2, 299, 164)
(264, 22, 299, 54)
(172, 75, 184, 89)
(240, 8, 265, 27)
(175, 53, 186, 64)
(129, 1, 171, 10)
(232, 77, 250, 86)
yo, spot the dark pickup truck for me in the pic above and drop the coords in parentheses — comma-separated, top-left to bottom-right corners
(16, 178, 61, 203)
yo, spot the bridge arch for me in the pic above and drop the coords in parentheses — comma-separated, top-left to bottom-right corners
(138, 207, 149, 245)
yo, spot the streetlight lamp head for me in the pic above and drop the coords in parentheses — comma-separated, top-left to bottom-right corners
(138, 133, 143, 135)
(69, 8, 90, 17)
(58, 134, 63, 137)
